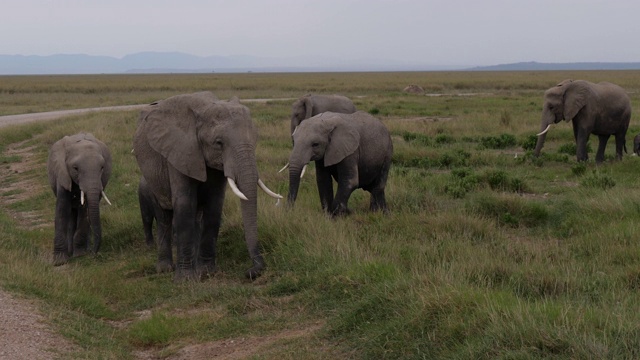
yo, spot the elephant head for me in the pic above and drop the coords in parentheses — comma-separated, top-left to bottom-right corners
(290, 95, 313, 135)
(134, 92, 280, 279)
(48, 133, 112, 259)
(287, 113, 359, 205)
(534, 79, 590, 156)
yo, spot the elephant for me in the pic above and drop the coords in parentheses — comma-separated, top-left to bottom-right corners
(534, 79, 631, 162)
(287, 111, 393, 216)
(47, 132, 112, 265)
(634, 134, 640, 156)
(132, 91, 282, 281)
(290, 94, 356, 136)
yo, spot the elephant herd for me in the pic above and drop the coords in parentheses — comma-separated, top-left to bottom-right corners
(46, 79, 632, 281)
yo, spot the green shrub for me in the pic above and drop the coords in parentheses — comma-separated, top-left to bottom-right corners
(520, 135, 538, 151)
(435, 134, 455, 145)
(479, 134, 517, 149)
(581, 170, 616, 189)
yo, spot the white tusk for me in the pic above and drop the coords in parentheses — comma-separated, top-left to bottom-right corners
(227, 178, 248, 201)
(80, 190, 85, 206)
(102, 191, 112, 206)
(258, 179, 283, 199)
(278, 163, 289, 173)
(536, 124, 551, 136)
(300, 164, 307, 178)
(292, 126, 298, 136)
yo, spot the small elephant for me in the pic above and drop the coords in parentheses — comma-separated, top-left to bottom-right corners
(138, 176, 159, 248)
(634, 134, 640, 156)
(534, 79, 631, 162)
(133, 92, 281, 281)
(287, 111, 393, 216)
(290, 94, 356, 136)
(47, 133, 112, 265)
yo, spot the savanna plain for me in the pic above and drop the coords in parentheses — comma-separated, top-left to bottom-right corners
(1, 71, 640, 359)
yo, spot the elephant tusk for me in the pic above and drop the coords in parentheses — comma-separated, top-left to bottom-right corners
(300, 164, 307, 179)
(258, 179, 283, 199)
(227, 178, 249, 201)
(80, 190, 85, 206)
(292, 126, 298, 136)
(278, 162, 289, 173)
(102, 191, 112, 206)
(537, 124, 551, 136)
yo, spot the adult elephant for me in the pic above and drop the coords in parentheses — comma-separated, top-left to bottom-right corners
(133, 92, 281, 281)
(534, 79, 631, 162)
(47, 133, 112, 265)
(287, 111, 393, 216)
(290, 94, 356, 136)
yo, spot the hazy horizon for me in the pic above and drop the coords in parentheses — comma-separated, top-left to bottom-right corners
(3, 0, 640, 69)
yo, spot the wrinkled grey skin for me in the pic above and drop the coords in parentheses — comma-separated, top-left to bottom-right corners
(633, 134, 640, 156)
(133, 92, 264, 281)
(290, 94, 356, 136)
(47, 133, 112, 265)
(138, 176, 159, 247)
(287, 111, 393, 216)
(534, 79, 631, 162)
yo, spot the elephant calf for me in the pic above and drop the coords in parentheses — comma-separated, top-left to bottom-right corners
(47, 133, 112, 265)
(287, 111, 393, 216)
(290, 94, 356, 136)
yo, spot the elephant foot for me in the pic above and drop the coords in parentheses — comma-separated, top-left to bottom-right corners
(53, 252, 70, 266)
(156, 260, 175, 273)
(73, 248, 88, 258)
(174, 268, 200, 282)
(331, 206, 351, 218)
(245, 258, 265, 280)
(198, 262, 217, 279)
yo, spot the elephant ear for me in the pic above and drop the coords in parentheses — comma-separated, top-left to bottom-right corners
(324, 119, 360, 167)
(144, 96, 208, 182)
(563, 82, 589, 121)
(304, 96, 313, 119)
(97, 139, 112, 187)
(48, 136, 72, 192)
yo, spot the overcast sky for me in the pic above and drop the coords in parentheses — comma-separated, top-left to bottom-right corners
(2, 0, 639, 67)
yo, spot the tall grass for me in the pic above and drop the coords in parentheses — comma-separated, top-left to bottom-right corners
(1, 71, 640, 358)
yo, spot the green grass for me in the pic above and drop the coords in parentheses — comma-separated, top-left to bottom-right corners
(1, 71, 640, 358)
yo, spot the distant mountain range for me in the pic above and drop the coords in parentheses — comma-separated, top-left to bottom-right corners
(0, 52, 639, 74)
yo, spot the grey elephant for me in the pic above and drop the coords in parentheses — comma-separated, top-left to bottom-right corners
(290, 94, 356, 136)
(633, 134, 640, 156)
(47, 133, 112, 265)
(133, 92, 281, 281)
(287, 111, 393, 216)
(534, 79, 631, 162)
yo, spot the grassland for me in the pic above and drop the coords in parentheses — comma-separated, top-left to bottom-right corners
(1, 71, 640, 359)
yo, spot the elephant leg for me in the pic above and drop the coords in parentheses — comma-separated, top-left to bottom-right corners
(155, 208, 174, 273)
(331, 160, 358, 217)
(53, 190, 73, 265)
(73, 205, 90, 257)
(315, 161, 334, 213)
(169, 169, 200, 282)
(575, 129, 590, 162)
(198, 170, 226, 278)
(595, 134, 610, 163)
(140, 196, 156, 248)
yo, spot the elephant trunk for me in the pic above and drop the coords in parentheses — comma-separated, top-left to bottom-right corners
(87, 190, 102, 253)
(233, 148, 263, 279)
(534, 112, 554, 157)
(287, 164, 304, 206)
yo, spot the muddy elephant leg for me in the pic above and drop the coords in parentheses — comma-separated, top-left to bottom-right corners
(595, 134, 610, 163)
(315, 161, 334, 213)
(576, 129, 590, 162)
(53, 190, 73, 265)
(198, 170, 226, 278)
(155, 208, 174, 273)
(331, 160, 358, 217)
(73, 205, 90, 257)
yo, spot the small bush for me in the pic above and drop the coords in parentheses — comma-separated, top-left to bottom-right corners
(520, 135, 538, 151)
(402, 132, 431, 146)
(369, 108, 380, 115)
(479, 134, 517, 149)
(436, 149, 471, 168)
(571, 163, 587, 176)
(445, 168, 482, 198)
(435, 134, 455, 145)
(558, 143, 577, 155)
(470, 194, 549, 228)
(581, 170, 616, 189)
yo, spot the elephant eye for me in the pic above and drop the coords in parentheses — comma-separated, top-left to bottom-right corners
(312, 142, 319, 148)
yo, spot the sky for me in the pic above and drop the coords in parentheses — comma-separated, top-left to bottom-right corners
(2, 0, 640, 67)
